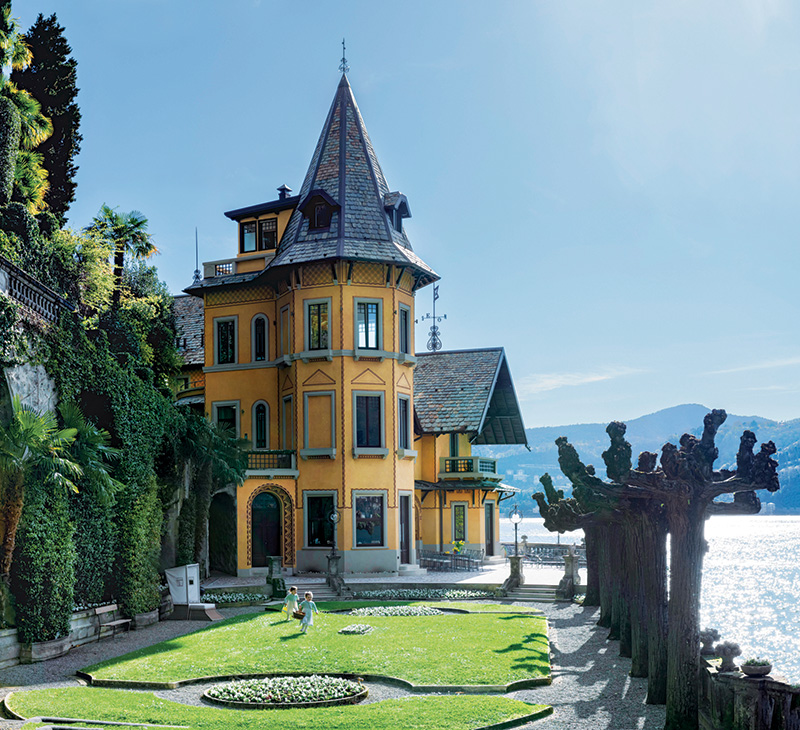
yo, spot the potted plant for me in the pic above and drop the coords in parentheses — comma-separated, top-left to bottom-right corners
(741, 657, 772, 677)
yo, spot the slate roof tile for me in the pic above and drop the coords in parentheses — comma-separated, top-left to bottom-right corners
(173, 295, 204, 366)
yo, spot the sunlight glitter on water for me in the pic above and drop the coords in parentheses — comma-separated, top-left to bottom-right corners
(501, 515, 800, 682)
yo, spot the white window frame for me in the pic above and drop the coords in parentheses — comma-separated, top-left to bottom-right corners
(252, 400, 269, 450)
(213, 315, 238, 366)
(398, 304, 411, 355)
(303, 297, 332, 353)
(451, 501, 469, 543)
(212, 400, 240, 437)
(352, 490, 387, 549)
(300, 390, 336, 459)
(251, 314, 269, 363)
(354, 297, 382, 351)
(303, 490, 338, 549)
(352, 390, 388, 458)
(396, 393, 416, 459)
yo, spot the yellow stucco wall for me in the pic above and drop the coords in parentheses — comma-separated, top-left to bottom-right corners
(203, 261, 419, 572)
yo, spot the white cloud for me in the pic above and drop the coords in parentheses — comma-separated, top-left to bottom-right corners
(518, 366, 643, 397)
(707, 357, 800, 375)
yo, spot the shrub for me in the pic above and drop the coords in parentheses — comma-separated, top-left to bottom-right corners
(206, 675, 363, 705)
(114, 481, 162, 616)
(12, 476, 75, 643)
(71, 488, 116, 607)
(0, 97, 20, 206)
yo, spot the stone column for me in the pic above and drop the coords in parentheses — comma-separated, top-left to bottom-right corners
(326, 554, 344, 595)
(556, 546, 580, 600)
(501, 555, 525, 593)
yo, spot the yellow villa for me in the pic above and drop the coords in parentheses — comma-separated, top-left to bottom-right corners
(176, 73, 529, 577)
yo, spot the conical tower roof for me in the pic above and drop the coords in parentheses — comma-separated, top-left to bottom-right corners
(270, 75, 438, 286)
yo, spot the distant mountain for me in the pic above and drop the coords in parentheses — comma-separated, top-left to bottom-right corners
(475, 404, 800, 514)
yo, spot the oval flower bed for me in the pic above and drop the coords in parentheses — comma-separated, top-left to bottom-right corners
(338, 624, 374, 635)
(348, 605, 443, 617)
(204, 674, 368, 709)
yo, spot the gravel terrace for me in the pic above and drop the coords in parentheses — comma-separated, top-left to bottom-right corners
(0, 602, 665, 730)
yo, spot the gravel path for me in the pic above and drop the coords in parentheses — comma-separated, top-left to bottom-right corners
(0, 602, 666, 729)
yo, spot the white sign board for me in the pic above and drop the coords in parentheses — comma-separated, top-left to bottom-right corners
(165, 564, 201, 605)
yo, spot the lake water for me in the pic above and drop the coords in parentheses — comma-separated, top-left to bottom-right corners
(500, 514, 800, 682)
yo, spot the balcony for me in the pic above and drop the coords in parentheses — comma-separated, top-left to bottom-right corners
(203, 251, 275, 279)
(438, 456, 503, 483)
(246, 450, 299, 479)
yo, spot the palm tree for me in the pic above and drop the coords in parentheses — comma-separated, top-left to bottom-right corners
(59, 402, 121, 501)
(0, 5, 52, 211)
(12, 148, 48, 213)
(86, 205, 158, 307)
(0, 395, 81, 578)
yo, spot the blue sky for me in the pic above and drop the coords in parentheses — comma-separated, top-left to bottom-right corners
(16, 1, 800, 427)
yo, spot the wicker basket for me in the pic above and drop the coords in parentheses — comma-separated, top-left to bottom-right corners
(292, 610, 306, 620)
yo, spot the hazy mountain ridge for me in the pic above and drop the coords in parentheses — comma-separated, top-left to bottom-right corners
(475, 404, 800, 514)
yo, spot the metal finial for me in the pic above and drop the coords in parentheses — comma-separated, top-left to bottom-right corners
(192, 227, 202, 284)
(339, 38, 349, 74)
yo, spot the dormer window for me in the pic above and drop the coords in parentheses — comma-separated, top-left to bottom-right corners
(299, 189, 340, 232)
(384, 192, 411, 234)
(313, 203, 331, 229)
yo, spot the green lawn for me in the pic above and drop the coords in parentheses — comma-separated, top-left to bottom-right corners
(7, 688, 551, 730)
(266, 601, 544, 614)
(84, 608, 549, 687)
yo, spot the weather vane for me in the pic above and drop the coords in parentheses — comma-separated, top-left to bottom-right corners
(339, 38, 349, 74)
(416, 284, 447, 351)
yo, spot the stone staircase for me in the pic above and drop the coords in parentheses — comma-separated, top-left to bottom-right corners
(504, 584, 559, 603)
(285, 577, 353, 602)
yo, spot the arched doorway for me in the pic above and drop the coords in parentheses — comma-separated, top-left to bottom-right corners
(209, 492, 236, 575)
(251, 491, 282, 567)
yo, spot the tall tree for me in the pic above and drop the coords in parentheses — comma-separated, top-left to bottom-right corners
(12, 13, 81, 225)
(86, 205, 158, 307)
(0, 3, 52, 213)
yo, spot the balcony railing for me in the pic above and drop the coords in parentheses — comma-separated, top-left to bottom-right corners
(247, 450, 297, 474)
(438, 456, 503, 482)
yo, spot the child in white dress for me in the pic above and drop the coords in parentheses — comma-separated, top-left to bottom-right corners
(282, 586, 300, 622)
(299, 591, 318, 634)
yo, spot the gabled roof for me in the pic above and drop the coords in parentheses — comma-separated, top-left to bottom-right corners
(173, 294, 204, 366)
(270, 75, 438, 286)
(413, 348, 528, 447)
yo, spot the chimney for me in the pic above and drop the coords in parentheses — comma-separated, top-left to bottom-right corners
(277, 184, 292, 201)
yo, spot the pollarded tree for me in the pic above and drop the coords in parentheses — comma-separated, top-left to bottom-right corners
(538, 425, 669, 704)
(12, 13, 81, 224)
(622, 411, 779, 730)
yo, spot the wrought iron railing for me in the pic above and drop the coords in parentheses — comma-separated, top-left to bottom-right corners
(247, 450, 295, 471)
(441, 457, 497, 474)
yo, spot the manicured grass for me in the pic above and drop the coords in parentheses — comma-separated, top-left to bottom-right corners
(266, 600, 543, 614)
(7, 687, 551, 730)
(84, 609, 549, 686)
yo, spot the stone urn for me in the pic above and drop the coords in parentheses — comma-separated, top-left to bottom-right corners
(741, 661, 772, 677)
(715, 641, 741, 673)
(699, 628, 720, 655)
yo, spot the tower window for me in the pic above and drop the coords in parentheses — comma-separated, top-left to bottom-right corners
(254, 402, 268, 449)
(356, 301, 379, 350)
(259, 218, 277, 250)
(240, 222, 257, 253)
(253, 315, 267, 362)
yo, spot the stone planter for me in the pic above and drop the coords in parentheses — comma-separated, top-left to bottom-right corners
(0, 627, 20, 669)
(741, 663, 772, 677)
(19, 634, 71, 664)
(132, 609, 159, 630)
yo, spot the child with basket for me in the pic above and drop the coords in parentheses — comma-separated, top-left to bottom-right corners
(282, 586, 300, 622)
(298, 591, 318, 634)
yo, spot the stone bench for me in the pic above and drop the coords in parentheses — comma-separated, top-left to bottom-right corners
(96, 604, 131, 639)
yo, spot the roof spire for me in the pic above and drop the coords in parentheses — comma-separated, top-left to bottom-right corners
(192, 227, 202, 285)
(339, 38, 349, 75)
